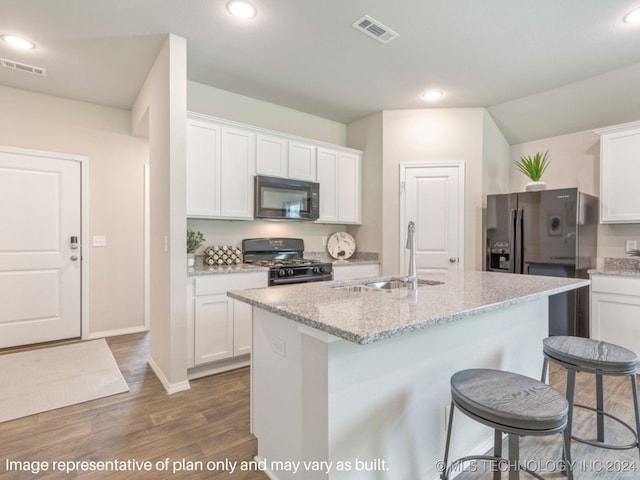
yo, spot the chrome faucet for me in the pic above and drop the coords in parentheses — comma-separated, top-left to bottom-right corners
(406, 221, 418, 290)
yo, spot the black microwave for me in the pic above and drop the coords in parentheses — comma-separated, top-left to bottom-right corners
(255, 175, 320, 221)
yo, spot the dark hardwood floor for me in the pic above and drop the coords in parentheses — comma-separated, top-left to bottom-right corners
(0, 333, 268, 479)
(2, 334, 639, 479)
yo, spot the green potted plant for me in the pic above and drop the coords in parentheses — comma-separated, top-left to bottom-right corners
(515, 150, 550, 191)
(187, 229, 205, 267)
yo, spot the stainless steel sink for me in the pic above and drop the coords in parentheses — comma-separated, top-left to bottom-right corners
(332, 278, 443, 292)
(365, 279, 408, 289)
(366, 279, 443, 289)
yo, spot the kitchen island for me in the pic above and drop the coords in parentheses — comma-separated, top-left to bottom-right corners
(228, 271, 589, 480)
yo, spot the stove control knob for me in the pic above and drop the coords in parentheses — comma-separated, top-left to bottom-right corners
(286, 269, 294, 276)
(321, 266, 330, 273)
(313, 267, 320, 274)
(278, 270, 286, 277)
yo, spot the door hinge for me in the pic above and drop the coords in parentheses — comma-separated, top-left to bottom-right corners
(400, 181, 406, 193)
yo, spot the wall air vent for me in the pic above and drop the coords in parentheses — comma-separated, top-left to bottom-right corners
(0, 58, 46, 76)
(352, 15, 399, 44)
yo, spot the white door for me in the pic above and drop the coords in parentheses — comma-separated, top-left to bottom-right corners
(0, 149, 81, 348)
(401, 163, 464, 281)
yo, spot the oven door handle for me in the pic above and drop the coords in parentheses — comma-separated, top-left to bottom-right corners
(270, 274, 332, 286)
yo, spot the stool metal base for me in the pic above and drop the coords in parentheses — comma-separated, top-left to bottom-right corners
(442, 400, 573, 480)
(442, 455, 548, 480)
(542, 354, 640, 456)
(571, 402, 639, 450)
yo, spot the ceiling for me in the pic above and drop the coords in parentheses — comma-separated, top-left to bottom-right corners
(2, 0, 640, 144)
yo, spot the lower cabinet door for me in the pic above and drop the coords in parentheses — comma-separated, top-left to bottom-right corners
(194, 293, 234, 365)
(233, 300, 253, 356)
(591, 291, 640, 356)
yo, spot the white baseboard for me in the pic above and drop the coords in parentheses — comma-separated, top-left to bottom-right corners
(187, 355, 250, 380)
(148, 355, 191, 395)
(86, 326, 148, 339)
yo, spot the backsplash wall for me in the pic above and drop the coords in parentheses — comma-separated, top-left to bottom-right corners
(187, 219, 346, 254)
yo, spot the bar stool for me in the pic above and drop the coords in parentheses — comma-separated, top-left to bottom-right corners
(541, 336, 640, 454)
(442, 369, 573, 480)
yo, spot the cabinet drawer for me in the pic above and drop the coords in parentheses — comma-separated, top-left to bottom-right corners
(195, 272, 268, 296)
(591, 275, 640, 296)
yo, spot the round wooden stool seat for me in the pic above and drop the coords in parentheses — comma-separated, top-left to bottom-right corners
(543, 336, 638, 374)
(442, 369, 573, 480)
(452, 369, 568, 432)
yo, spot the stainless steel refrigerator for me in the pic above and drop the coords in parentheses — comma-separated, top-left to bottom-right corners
(485, 188, 598, 337)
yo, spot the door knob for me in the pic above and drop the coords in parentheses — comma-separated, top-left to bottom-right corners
(70, 255, 79, 261)
(449, 257, 457, 263)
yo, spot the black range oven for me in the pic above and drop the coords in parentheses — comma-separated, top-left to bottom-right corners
(242, 238, 332, 286)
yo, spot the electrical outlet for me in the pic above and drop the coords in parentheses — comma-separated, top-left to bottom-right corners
(322, 236, 328, 247)
(271, 336, 286, 357)
(626, 240, 637, 252)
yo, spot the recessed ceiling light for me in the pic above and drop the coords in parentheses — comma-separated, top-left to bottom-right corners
(0, 34, 35, 50)
(226, 0, 257, 19)
(623, 7, 640, 23)
(421, 90, 444, 102)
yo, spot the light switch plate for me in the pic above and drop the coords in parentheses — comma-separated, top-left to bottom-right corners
(93, 235, 106, 247)
(626, 240, 637, 252)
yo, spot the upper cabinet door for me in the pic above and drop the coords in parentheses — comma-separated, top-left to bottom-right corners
(256, 134, 288, 178)
(316, 148, 339, 222)
(288, 142, 317, 181)
(186, 119, 221, 217)
(596, 122, 640, 223)
(337, 152, 361, 224)
(220, 127, 255, 219)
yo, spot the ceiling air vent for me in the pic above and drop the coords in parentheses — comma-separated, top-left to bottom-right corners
(0, 58, 47, 76)
(352, 15, 399, 44)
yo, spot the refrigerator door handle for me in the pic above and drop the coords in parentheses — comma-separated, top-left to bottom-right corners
(508, 209, 517, 273)
(514, 209, 524, 274)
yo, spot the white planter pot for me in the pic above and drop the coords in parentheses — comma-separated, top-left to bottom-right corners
(525, 181, 546, 192)
(187, 254, 195, 267)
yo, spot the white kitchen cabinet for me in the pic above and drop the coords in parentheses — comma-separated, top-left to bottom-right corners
(187, 112, 363, 222)
(186, 119, 221, 217)
(256, 133, 288, 178)
(186, 116, 255, 220)
(590, 275, 640, 356)
(188, 272, 268, 372)
(595, 121, 640, 223)
(288, 141, 316, 181)
(195, 293, 233, 364)
(333, 263, 379, 281)
(316, 148, 362, 224)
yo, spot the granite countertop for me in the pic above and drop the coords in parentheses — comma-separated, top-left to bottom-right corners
(188, 263, 268, 276)
(588, 257, 640, 278)
(303, 251, 379, 265)
(228, 270, 589, 345)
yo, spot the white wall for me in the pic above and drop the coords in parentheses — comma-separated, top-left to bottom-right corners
(188, 219, 343, 254)
(132, 34, 188, 392)
(188, 81, 346, 145)
(346, 113, 384, 258)
(186, 81, 352, 252)
(381, 108, 487, 274)
(509, 128, 640, 261)
(0, 84, 148, 335)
